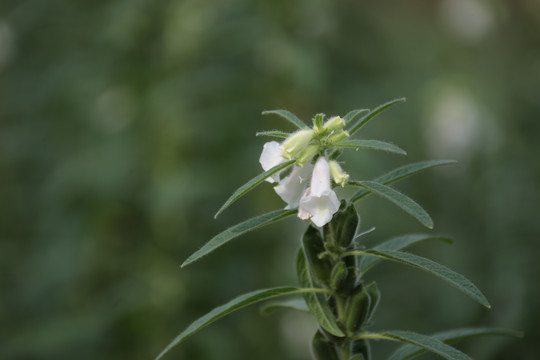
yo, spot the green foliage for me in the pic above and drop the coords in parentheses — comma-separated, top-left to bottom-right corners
(349, 181, 433, 228)
(348, 98, 406, 136)
(297, 248, 345, 337)
(262, 109, 309, 130)
(388, 327, 523, 360)
(182, 209, 296, 267)
(343, 109, 370, 124)
(350, 160, 456, 203)
(259, 298, 309, 315)
(155, 287, 330, 360)
(358, 234, 453, 273)
(331, 140, 407, 155)
(214, 160, 295, 218)
(256, 130, 290, 139)
(357, 331, 472, 360)
(347, 250, 490, 308)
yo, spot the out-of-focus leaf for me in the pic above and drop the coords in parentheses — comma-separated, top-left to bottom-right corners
(297, 248, 345, 337)
(214, 160, 295, 218)
(346, 250, 490, 308)
(348, 98, 406, 136)
(349, 181, 433, 228)
(256, 130, 290, 139)
(259, 298, 309, 315)
(182, 209, 296, 267)
(262, 109, 309, 129)
(350, 160, 456, 203)
(343, 109, 370, 124)
(330, 140, 406, 155)
(388, 327, 523, 360)
(358, 234, 453, 273)
(356, 330, 471, 360)
(155, 287, 330, 360)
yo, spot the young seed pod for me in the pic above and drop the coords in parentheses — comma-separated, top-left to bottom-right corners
(302, 225, 332, 285)
(330, 261, 348, 292)
(323, 203, 359, 248)
(365, 281, 380, 323)
(345, 285, 372, 332)
(350, 339, 371, 360)
(311, 330, 340, 360)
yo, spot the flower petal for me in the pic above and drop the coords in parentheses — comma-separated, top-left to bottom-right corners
(299, 189, 340, 227)
(274, 165, 312, 209)
(259, 141, 286, 183)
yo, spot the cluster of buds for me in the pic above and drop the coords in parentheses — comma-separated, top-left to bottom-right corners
(259, 115, 351, 227)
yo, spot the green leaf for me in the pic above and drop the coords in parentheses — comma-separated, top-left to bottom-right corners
(346, 250, 490, 308)
(330, 140, 406, 155)
(388, 327, 523, 360)
(262, 109, 309, 129)
(351, 160, 456, 203)
(357, 330, 472, 360)
(344, 109, 370, 124)
(214, 159, 295, 218)
(348, 98, 406, 136)
(155, 287, 329, 360)
(358, 234, 453, 274)
(259, 298, 309, 315)
(297, 248, 345, 337)
(182, 209, 296, 267)
(256, 130, 290, 139)
(349, 181, 433, 228)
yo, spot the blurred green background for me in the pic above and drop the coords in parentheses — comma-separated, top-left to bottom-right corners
(1, 0, 539, 359)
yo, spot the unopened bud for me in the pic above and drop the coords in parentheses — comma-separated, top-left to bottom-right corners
(296, 145, 319, 167)
(329, 160, 349, 187)
(328, 130, 349, 143)
(322, 116, 345, 133)
(312, 113, 325, 134)
(281, 129, 314, 159)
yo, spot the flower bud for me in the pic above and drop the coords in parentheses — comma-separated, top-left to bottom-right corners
(322, 116, 345, 133)
(312, 113, 325, 134)
(328, 130, 349, 143)
(281, 129, 315, 159)
(296, 145, 319, 167)
(329, 160, 349, 187)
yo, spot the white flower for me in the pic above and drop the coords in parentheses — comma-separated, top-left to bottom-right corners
(298, 157, 340, 227)
(259, 141, 287, 183)
(274, 164, 313, 209)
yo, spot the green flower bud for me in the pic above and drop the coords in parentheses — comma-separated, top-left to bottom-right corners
(345, 285, 371, 333)
(322, 116, 345, 133)
(328, 130, 350, 143)
(311, 330, 339, 360)
(329, 160, 349, 187)
(313, 113, 325, 134)
(281, 129, 315, 159)
(296, 145, 319, 167)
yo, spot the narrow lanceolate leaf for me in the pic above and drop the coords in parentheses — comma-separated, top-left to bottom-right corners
(346, 250, 490, 308)
(358, 234, 453, 274)
(388, 327, 524, 360)
(343, 109, 370, 124)
(351, 160, 457, 203)
(331, 140, 406, 155)
(357, 330, 472, 360)
(262, 109, 309, 129)
(155, 287, 329, 360)
(182, 209, 296, 267)
(215, 159, 295, 218)
(297, 248, 345, 337)
(259, 297, 309, 315)
(349, 181, 433, 228)
(256, 130, 290, 139)
(348, 98, 406, 136)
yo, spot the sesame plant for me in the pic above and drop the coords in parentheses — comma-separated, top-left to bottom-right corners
(156, 99, 519, 360)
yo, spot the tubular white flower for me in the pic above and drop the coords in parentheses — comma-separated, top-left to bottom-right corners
(274, 164, 313, 209)
(298, 157, 341, 227)
(259, 141, 287, 183)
